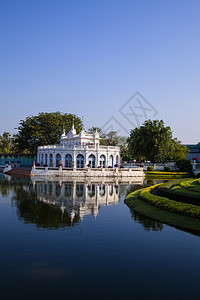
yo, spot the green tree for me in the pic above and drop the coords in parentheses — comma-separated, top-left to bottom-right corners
(176, 159, 192, 173)
(127, 119, 188, 162)
(0, 132, 13, 153)
(87, 127, 102, 134)
(87, 128, 130, 162)
(14, 112, 83, 153)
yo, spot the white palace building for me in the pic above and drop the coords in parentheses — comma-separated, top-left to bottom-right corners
(32, 124, 144, 178)
(37, 124, 120, 169)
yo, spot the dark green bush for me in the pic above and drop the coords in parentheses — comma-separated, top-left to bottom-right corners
(164, 166, 170, 171)
(176, 159, 192, 173)
(147, 166, 154, 171)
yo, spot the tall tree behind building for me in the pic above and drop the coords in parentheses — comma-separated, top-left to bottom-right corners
(127, 119, 189, 162)
(14, 112, 83, 153)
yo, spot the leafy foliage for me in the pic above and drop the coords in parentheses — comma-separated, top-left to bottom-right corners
(164, 166, 170, 171)
(127, 119, 189, 162)
(176, 159, 193, 173)
(14, 112, 83, 153)
(0, 132, 14, 153)
(147, 166, 154, 171)
(87, 128, 129, 162)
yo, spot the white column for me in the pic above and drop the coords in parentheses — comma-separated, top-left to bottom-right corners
(72, 151, 76, 169)
(53, 152, 56, 167)
(106, 149, 109, 168)
(37, 152, 40, 163)
(85, 151, 88, 168)
(61, 152, 65, 167)
(95, 151, 98, 168)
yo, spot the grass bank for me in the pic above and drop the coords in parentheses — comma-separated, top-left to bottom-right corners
(125, 179, 200, 233)
(125, 188, 200, 233)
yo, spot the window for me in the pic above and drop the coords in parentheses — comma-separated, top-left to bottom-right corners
(76, 154, 84, 168)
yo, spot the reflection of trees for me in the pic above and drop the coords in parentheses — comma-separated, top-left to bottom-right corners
(0, 174, 30, 196)
(12, 186, 79, 229)
(0, 181, 10, 196)
(130, 209, 163, 231)
(125, 184, 144, 196)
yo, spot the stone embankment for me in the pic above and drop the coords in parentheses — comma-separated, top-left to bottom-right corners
(31, 166, 145, 178)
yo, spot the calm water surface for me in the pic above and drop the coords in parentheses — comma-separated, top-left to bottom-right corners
(0, 174, 200, 300)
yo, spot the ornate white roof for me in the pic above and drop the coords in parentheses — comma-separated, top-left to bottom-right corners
(60, 125, 100, 145)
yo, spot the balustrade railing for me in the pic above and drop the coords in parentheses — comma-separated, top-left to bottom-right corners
(38, 144, 120, 151)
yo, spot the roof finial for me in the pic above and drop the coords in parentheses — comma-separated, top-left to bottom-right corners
(62, 120, 66, 135)
(81, 116, 84, 130)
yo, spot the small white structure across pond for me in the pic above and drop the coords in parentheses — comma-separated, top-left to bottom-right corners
(37, 124, 120, 168)
(33, 124, 144, 178)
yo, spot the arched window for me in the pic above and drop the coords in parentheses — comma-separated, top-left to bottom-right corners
(65, 154, 72, 168)
(109, 155, 113, 167)
(65, 183, 73, 197)
(48, 183, 53, 195)
(88, 154, 95, 168)
(109, 185, 113, 196)
(76, 184, 84, 197)
(55, 184, 61, 197)
(116, 155, 119, 165)
(100, 155, 106, 168)
(99, 184, 105, 196)
(45, 153, 47, 165)
(76, 154, 84, 168)
(88, 184, 95, 197)
(49, 153, 53, 167)
(56, 153, 61, 167)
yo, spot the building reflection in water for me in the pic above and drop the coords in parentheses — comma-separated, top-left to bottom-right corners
(32, 178, 122, 222)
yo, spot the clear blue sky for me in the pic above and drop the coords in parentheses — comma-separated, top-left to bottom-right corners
(1, 0, 200, 143)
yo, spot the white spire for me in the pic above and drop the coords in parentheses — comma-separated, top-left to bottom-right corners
(70, 117, 76, 135)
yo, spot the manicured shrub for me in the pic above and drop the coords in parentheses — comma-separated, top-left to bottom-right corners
(176, 159, 193, 173)
(164, 166, 170, 171)
(180, 180, 200, 193)
(139, 184, 200, 218)
(147, 166, 154, 171)
(147, 171, 188, 175)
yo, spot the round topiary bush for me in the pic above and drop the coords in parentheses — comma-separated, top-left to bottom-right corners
(164, 166, 170, 172)
(147, 166, 154, 171)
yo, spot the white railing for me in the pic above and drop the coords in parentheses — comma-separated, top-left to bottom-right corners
(38, 144, 120, 151)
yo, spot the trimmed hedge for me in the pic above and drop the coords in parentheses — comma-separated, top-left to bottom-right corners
(180, 180, 200, 193)
(147, 166, 154, 171)
(139, 184, 200, 218)
(164, 166, 170, 171)
(147, 171, 188, 175)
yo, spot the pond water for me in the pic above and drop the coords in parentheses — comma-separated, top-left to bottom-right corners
(0, 174, 200, 300)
